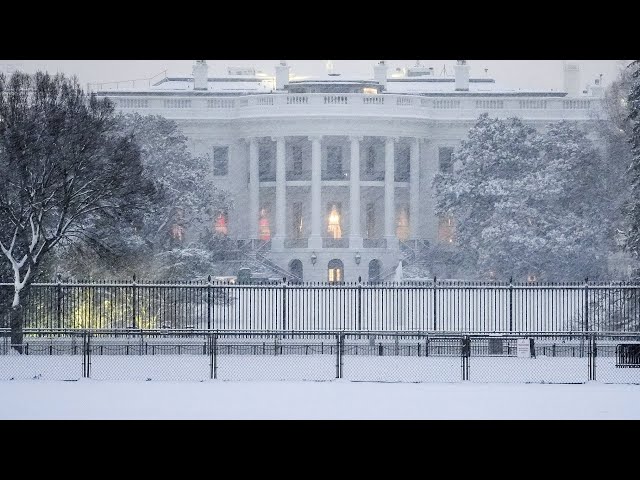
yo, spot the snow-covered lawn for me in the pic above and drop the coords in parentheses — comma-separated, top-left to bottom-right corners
(1, 380, 639, 419)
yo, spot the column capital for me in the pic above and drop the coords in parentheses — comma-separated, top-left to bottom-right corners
(385, 136, 400, 144)
(307, 135, 323, 143)
(350, 135, 364, 143)
(270, 136, 285, 143)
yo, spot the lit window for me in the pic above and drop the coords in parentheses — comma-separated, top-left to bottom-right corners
(327, 204, 342, 239)
(293, 202, 304, 239)
(259, 207, 271, 241)
(396, 207, 409, 241)
(214, 211, 228, 236)
(363, 87, 377, 95)
(170, 224, 185, 242)
(213, 146, 229, 176)
(438, 216, 454, 244)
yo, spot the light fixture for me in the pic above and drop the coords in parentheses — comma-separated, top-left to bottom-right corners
(311, 252, 317, 265)
(355, 252, 361, 265)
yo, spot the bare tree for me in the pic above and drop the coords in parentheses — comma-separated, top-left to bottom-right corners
(0, 71, 154, 351)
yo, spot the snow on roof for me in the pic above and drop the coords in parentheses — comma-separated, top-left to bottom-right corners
(150, 76, 275, 93)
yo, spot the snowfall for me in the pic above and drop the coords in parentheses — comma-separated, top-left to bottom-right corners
(1, 380, 639, 419)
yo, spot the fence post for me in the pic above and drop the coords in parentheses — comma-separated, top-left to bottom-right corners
(433, 276, 437, 331)
(461, 335, 470, 381)
(509, 277, 513, 332)
(210, 332, 218, 380)
(357, 276, 362, 331)
(131, 275, 137, 329)
(281, 277, 287, 332)
(82, 331, 86, 378)
(592, 334, 597, 381)
(56, 273, 62, 330)
(584, 277, 589, 333)
(207, 275, 212, 330)
(335, 334, 341, 379)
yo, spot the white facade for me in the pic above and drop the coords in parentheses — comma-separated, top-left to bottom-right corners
(96, 61, 604, 282)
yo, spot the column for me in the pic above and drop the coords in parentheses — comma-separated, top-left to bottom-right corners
(349, 136, 363, 249)
(249, 138, 260, 240)
(384, 137, 398, 249)
(272, 136, 286, 250)
(409, 138, 420, 240)
(309, 136, 322, 249)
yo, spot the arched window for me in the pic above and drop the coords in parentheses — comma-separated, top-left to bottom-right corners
(368, 259, 381, 283)
(328, 259, 344, 284)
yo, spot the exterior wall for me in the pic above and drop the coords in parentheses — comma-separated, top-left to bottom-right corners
(100, 91, 602, 281)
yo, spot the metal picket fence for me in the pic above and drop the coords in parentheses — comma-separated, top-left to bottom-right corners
(1, 328, 639, 384)
(2, 279, 640, 332)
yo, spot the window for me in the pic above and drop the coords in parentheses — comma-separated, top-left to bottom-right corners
(396, 206, 409, 241)
(366, 203, 376, 238)
(213, 147, 229, 176)
(438, 216, 455, 244)
(439, 147, 454, 174)
(259, 206, 271, 241)
(259, 146, 272, 180)
(328, 259, 344, 284)
(214, 210, 228, 236)
(395, 147, 410, 181)
(327, 146, 343, 178)
(292, 202, 304, 238)
(292, 146, 303, 175)
(327, 203, 342, 239)
(366, 146, 376, 174)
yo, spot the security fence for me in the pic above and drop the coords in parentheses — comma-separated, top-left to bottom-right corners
(2, 279, 640, 332)
(1, 329, 639, 384)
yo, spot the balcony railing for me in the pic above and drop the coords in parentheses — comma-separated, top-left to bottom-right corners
(323, 237, 349, 248)
(103, 92, 602, 123)
(285, 238, 309, 248)
(363, 238, 387, 248)
(361, 171, 385, 181)
(322, 170, 350, 181)
(259, 172, 276, 182)
(286, 170, 311, 181)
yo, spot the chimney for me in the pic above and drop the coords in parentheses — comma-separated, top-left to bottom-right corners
(193, 60, 208, 90)
(454, 60, 470, 91)
(563, 62, 580, 96)
(275, 61, 290, 91)
(373, 61, 388, 91)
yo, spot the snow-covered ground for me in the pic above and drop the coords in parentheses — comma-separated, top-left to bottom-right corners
(1, 380, 639, 419)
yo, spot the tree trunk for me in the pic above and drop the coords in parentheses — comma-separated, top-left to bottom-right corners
(9, 284, 30, 354)
(10, 304, 24, 354)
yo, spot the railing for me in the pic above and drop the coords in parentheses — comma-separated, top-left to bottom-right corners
(361, 171, 385, 181)
(321, 170, 350, 181)
(96, 92, 602, 121)
(4, 280, 640, 333)
(322, 238, 349, 248)
(286, 170, 311, 181)
(284, 238, 308, 248)
(2, 328, 638, 384)
(363, 238, 387, 248)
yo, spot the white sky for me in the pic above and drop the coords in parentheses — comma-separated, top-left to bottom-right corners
(0, 60, 628, 91)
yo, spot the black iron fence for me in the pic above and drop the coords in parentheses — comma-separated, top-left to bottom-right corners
(1, 279, 640, 332)
(1, 329, 638, 384)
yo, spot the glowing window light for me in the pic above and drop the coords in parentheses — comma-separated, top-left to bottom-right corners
(327, 205, 342, 239)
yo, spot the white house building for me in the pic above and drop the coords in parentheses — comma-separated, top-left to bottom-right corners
(95, 60, 605, 282)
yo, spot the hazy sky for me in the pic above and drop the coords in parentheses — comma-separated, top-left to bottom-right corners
(0, 60, 626, 91)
